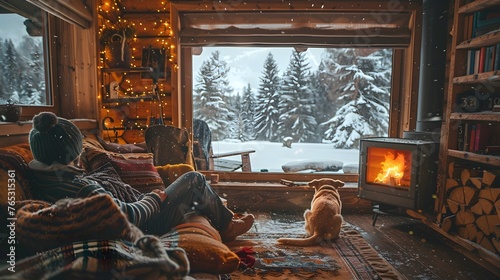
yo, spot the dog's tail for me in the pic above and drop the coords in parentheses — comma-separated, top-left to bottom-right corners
(277, 234, 320, 246)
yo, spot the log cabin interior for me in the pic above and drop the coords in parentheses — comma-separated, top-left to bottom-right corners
(0, 0, 499, 279)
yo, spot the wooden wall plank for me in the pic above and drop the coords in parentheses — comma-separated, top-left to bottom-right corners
(55, 3, 99, 120)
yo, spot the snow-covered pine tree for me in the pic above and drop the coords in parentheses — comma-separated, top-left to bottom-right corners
(278, 50, 317, 143)
(0, 40, 5, 101)
(254, 52, 281, 141)
(320, 48, 391, 149)
(2, 39, 22, 101)
(23, 40, 45, 105)
(226, 92, 242, 140)
(240, 83, 256, 141)
(309, 59, 331, 142)
(193, 50, 234, 141)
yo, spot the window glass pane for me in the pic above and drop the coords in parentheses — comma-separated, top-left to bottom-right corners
(0, 13, 48, 105)
(193, 47, 392, 173)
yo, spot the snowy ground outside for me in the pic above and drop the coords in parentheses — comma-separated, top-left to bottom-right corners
(211, 140, 360, 173)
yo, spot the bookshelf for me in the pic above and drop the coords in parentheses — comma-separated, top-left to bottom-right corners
(440, 0, 500, 177)
(437, 0, 500, 261)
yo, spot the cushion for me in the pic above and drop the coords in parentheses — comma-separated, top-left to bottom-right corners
(82, 136, 105, 150)
(97, 136, 148, 153)
(160, 215, 240, 274)
(0, 144, 34, 206)
(81, 162, 142, 202)
(144, 125, 190, 166)
(156, 163, 195, 185)
(81, 146, 165, 193)
(16, 194, 143, 253)
(0, 237, 190, 279)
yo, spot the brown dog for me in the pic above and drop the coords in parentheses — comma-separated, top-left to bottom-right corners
(277, 178, 344, 246)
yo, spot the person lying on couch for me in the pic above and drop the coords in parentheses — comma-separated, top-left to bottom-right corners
(27, 111, 253, 242)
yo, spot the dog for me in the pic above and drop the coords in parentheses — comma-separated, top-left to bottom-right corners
(277, 178, 344, 246)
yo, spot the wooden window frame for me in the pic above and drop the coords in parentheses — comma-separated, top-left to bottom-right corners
(170, 0, 422, 182)
(0, 9, 59, 127)
(0, 0, 99, 144)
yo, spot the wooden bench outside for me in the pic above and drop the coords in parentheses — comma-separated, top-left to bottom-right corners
(209, 149, 255, 172)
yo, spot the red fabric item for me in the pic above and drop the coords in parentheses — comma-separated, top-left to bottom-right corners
(235, 247, 256, 269)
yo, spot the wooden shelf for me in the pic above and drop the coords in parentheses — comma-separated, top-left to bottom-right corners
(447, 149, 500, 167)
(450, 111, 500, 121)
(456, 29, 500, 50)
(452, 70, 500, 84)
(458, 0, 500, 15)
(101, 67, 153, 73)
(102, 95, 156, 103)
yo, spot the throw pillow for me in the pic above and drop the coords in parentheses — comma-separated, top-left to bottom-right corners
(160, 215, 240, 274)
(156, 163, 195, 186)
(81, 146, 165, 193)
(97, 136, 148, 153)
(16, 194, 143, 253)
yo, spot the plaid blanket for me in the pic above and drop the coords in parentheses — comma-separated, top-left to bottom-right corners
(0, 236, 189, 280)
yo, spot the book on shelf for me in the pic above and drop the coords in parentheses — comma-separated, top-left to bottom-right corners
(473, 123, 492, 153)
(457, 123, 465, 151)
(458, 122, 498, 154)
(463, 123, 470, 152)
(484, 46, 494, 72)
(468, 124, 477, 153)
(474, 7, 500, 30)
(467, 44, 499, 74)
(495, 43, 500, 71)
(478, 47, 486, 73)
(463, 7, 500, 74)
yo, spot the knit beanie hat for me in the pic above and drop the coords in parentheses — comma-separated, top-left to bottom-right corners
(29, 112, 83, 165)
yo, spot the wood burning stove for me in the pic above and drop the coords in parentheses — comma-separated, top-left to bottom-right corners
(358, 137, 439, 212)
(358, 0, 448, 215)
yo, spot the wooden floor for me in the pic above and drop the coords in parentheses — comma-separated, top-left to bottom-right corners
(341, 211, 498, 280)
(216, 184, 499, 279)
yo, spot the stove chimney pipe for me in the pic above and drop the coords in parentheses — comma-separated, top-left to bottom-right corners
(416, 0, 450, 133)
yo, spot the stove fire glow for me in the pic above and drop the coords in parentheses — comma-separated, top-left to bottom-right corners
(366, 147, 412, 188)
(374, 152, 406, 186)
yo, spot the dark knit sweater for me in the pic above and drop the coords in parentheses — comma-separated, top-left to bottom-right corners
(28, 160, 162, 227)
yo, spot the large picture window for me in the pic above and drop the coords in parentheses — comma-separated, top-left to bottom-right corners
(193, 47, 392, 173)
(172, 0, 422, 177)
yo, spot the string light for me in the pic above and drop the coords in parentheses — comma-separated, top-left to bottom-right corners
(99, 0, 172, 129)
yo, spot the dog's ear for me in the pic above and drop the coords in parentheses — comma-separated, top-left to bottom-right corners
(308, 179, 321, 188)
(331, 179, 345, 189)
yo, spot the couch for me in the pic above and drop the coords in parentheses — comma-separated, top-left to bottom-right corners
(0, 135, 241, 279)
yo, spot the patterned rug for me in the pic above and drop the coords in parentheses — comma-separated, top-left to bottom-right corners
(225, 213, 404, 280)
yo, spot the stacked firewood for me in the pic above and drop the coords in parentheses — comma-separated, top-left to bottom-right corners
(440, 162, 500, 254)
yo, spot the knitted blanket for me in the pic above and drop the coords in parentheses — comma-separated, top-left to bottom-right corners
(15, 194, 139, 253)
(4, 195, 190, 279)
(0, 236, 189, 280)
